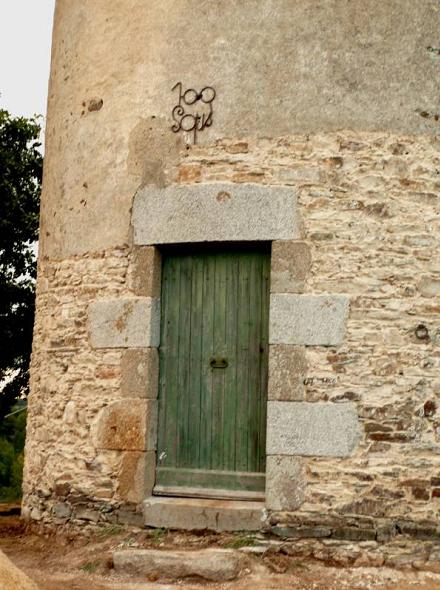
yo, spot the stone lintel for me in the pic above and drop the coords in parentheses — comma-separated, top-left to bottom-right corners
(89, 297, 160, 348)
(93, 399, 157, 452)
(271, 240, 312, 293)
(266, 401, 361, 457)
(121, 348, 159, 399)
(132, 183, 301, 245)
(270, 294, 349, 346)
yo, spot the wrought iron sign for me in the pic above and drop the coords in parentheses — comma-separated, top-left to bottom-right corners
(171, 82, 216, 144)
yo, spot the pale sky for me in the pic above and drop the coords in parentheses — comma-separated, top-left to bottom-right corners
(0, 1, 55, 119)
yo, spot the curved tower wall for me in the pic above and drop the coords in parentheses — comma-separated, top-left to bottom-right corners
(23, 0, 440, 537)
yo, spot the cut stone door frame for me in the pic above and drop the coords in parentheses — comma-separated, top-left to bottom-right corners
(88, 182, 359, 529)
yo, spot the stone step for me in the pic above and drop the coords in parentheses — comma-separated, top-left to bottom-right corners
(143, 496, 264, 531)
(113, 548, 245, 582)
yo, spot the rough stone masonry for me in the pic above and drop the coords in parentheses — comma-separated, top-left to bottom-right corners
(23, 0, 440, 543)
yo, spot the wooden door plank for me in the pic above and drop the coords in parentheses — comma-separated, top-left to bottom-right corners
(177, 255, 192, 468)
(235, 252, 251, 472)
(247, 252, 262, 472)
(188, 255, 204, 468)
(156, 467, 266, 491)
(199, 254, 215, 470)
(158, 256, 180, 467)
(211, 253, 228, 470)
(224, 253, 239, 471)
(157, 257, 170, 467)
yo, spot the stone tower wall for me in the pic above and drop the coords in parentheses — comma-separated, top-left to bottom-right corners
(23, 0, 440, 538)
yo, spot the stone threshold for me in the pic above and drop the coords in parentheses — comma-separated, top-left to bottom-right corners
(143, 496, 265, 532)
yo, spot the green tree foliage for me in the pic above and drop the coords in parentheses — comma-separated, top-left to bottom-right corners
(0, 109, 42, 421)
(0, 408, 26, 500)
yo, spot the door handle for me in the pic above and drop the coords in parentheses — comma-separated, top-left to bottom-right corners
(210, 356, 228, 369)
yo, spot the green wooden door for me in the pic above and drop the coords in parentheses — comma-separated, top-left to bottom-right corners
(155, 244, 270, 499)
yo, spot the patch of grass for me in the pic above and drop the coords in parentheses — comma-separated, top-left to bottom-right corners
(147, 527, 167, 543)
(224, 535, 256, 549)
(80, 560, 101, 573)
(290, 560, 309, 570)
(96, 524, 126, 539)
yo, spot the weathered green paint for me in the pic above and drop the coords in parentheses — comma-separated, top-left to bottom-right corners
(155, 244, 270, 496)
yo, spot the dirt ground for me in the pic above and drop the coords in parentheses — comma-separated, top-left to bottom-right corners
(2, 505, 440, 590)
